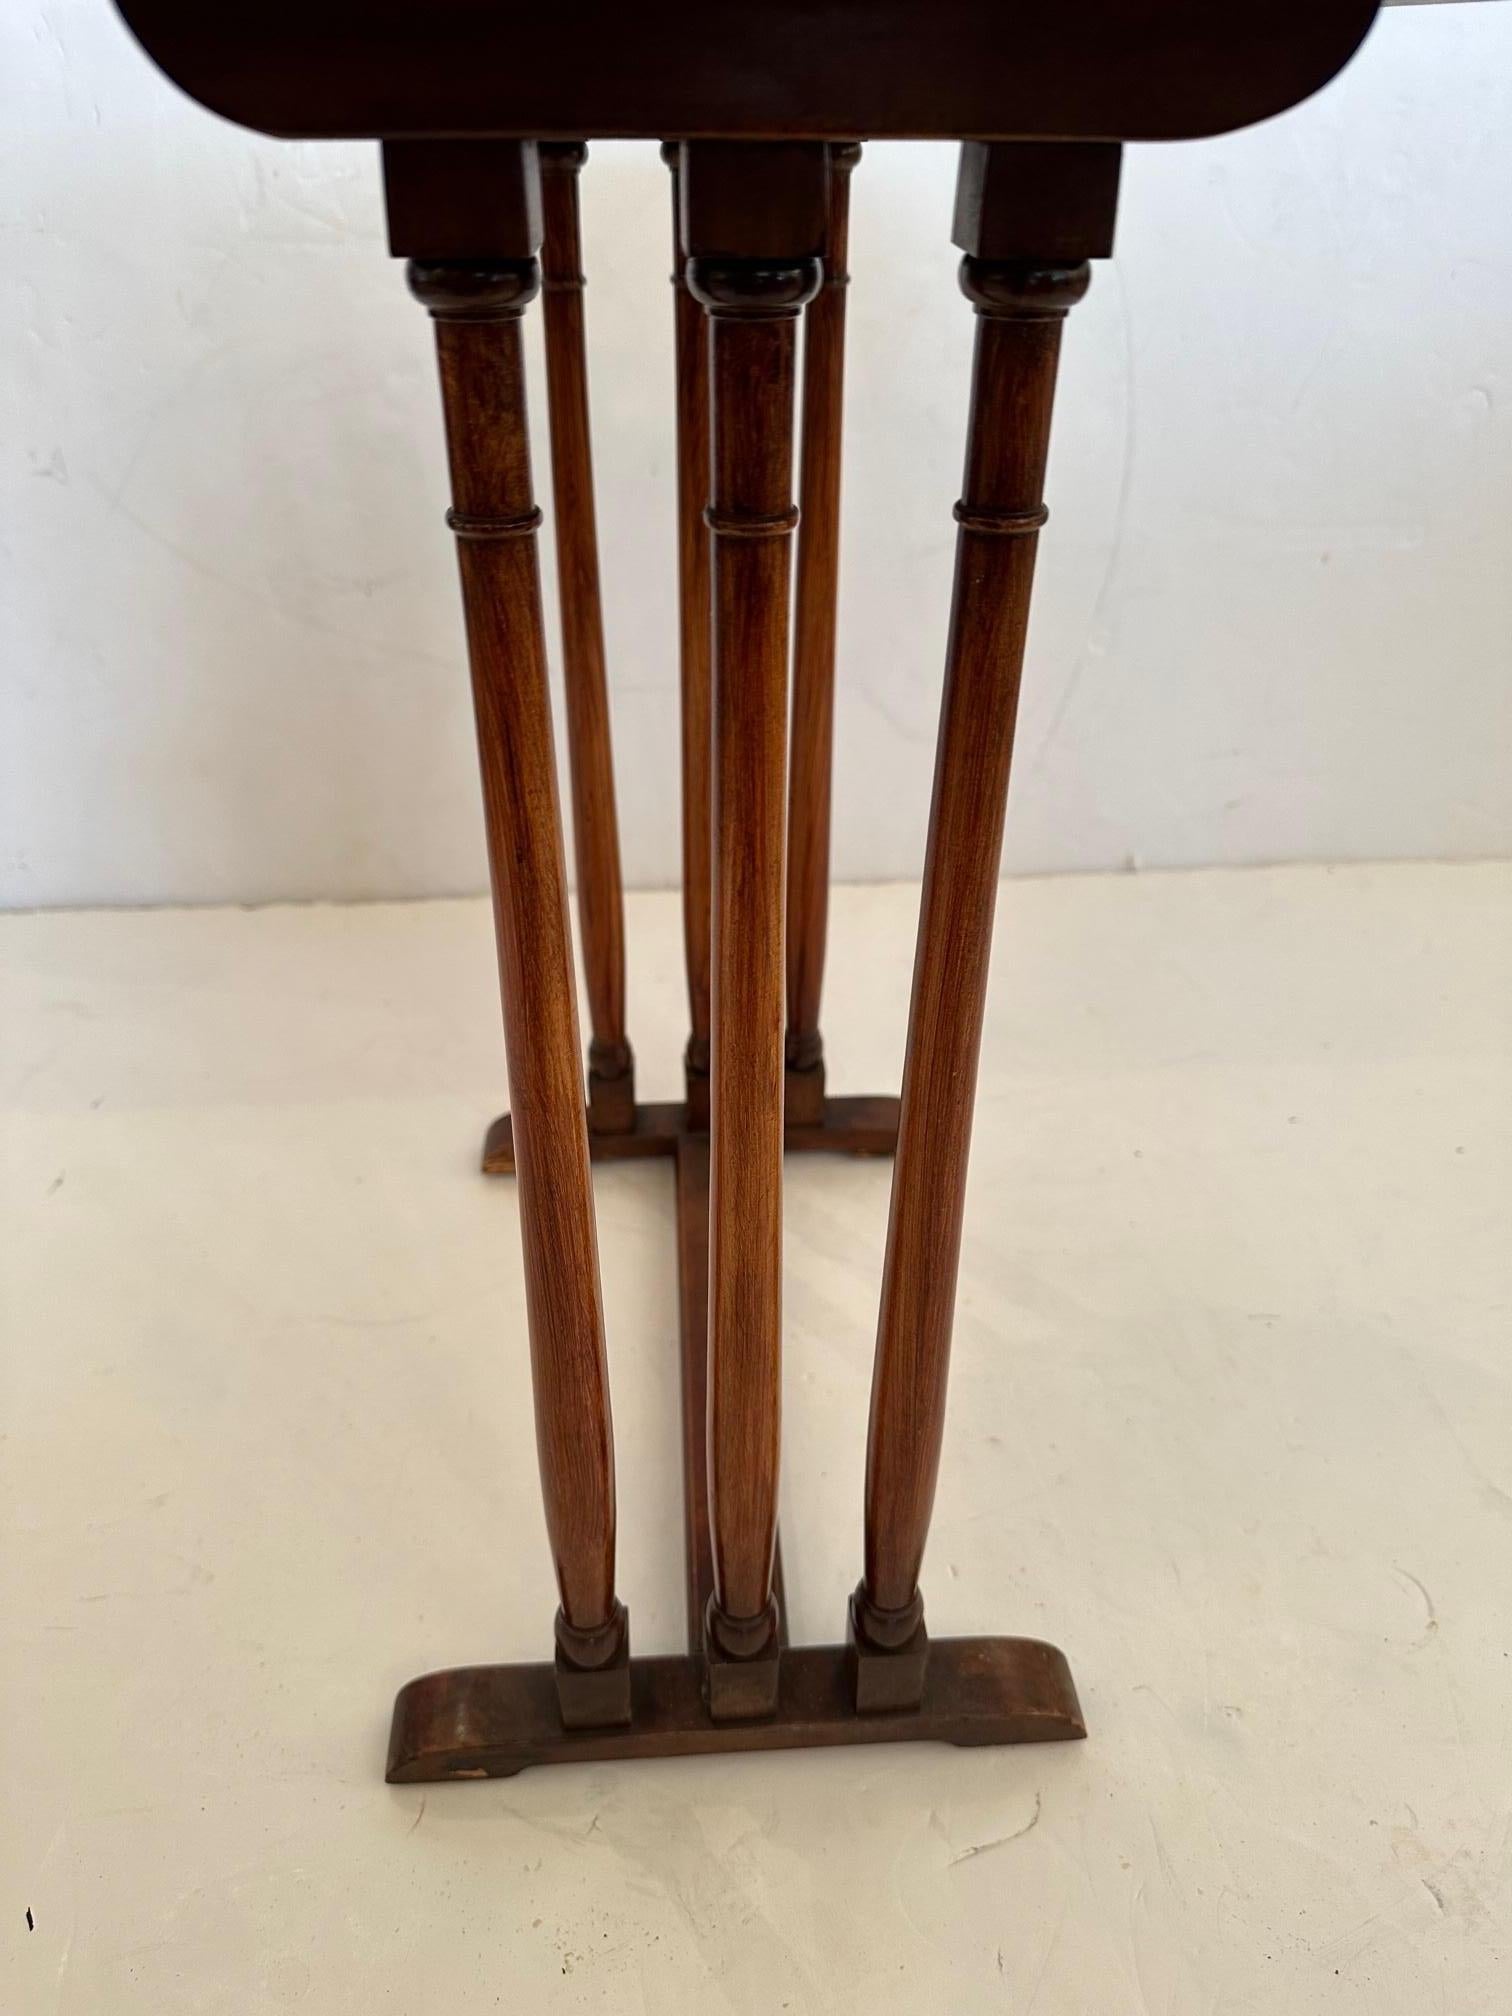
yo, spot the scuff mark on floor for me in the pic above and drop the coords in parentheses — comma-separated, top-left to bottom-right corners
(1394, 1565, 1440, 1649)
(949, 1792, 1042, 1866)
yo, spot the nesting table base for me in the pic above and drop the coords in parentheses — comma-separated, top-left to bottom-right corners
(386, 1636, 1084, 1781)
(385, 1098, 1085, 1781)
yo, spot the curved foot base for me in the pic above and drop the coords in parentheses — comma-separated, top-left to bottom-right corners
(386, 1634, 1083, 1781)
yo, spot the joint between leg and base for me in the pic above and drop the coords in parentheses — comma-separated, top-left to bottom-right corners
(683, 1035, 710, 1130)
(703, 1594, 781, 1722)
(554, 1601, 632, 1730)
(587, 1038, 636, 1137)
(783, 1036, 826, 1127)
(848, 1582, 929, 1713)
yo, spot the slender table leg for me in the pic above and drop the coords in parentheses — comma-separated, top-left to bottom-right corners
(785, 141, 859, 1127)
(683, 142, 827, 1718)
(662, 143, 715, 1127)
(537, 142, 634, 1136)
(391, 140, 629, 1729)
(852, 142, 1119, 1711)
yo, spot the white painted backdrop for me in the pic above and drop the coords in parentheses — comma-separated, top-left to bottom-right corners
(3, 1, 1509, 908)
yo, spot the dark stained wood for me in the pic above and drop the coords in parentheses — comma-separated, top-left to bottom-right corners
(683, 141, 827, 1689)
(661, 143, 713, 1120)
(396, 141, 625, 1690)
(119, 0, 1382, 148)
(382, 139, 542, 260)
(857, 145, 1114, 1659)
(679, 141, 830, 260)
(482, 1091, 901, 1174)
(387, 1634, 1084, 1780)
(537, 142, 634, 1134)
(785, 141, 858, 1127)
(952, 140, 1122, 262)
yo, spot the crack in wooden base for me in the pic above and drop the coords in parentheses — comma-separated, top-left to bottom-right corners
(389, 1088, 1085, 1780)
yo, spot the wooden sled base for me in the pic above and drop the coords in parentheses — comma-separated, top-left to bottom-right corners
(386, 1097, 1085, 1781)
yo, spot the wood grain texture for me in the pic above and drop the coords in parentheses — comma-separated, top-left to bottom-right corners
(675, 1134, 789, 1654)
(785, 142, 859, 1115)
(662, 144, 713, 1107)
(407, 253, 622, 1664)
(387, 1633, 1084, 1780)
(701, 293, 801, 1640)
(860, 229, 1093, 1636)
(684, 142, 826, 1652)
(537, 143, 633, 1119)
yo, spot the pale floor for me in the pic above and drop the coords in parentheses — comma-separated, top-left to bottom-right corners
(3, 864, 1509, 2014)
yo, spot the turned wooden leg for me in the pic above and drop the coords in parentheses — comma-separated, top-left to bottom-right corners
(852, 142, 1120, 1711)
(682, 142, 827, 1718)
(387, 141, 628, 1728)
(785, 141, 859, 1128)
(662, 143, 715, 1126)
(537, 142, 634, 1136)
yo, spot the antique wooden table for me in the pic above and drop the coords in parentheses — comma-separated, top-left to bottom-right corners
(117, 0, 1383, 1780)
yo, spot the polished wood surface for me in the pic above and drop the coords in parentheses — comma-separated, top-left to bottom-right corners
(392, 1090, 1075, 1777)
(661, 144, 713, 1114)
(482, 1092, 901, 1174)
(675, 1134, 790, 1655)
(388, 1633, 1084, 1781)
(537, 142, 634, 1132)
(858, 146, 1112, 1659)
(119, 0, 1380, 147)
(397, 143, 625, 1686)
(684, 142, 827, 1686)
(785, 141, 858, 1125)
(117, 0, 1385, 1773)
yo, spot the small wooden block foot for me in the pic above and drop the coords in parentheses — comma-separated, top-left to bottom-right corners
(703, 1596, 782, 1722)
(784, 1055, 826, 1127)
(848, 1586, 929, 1713)
(683, 1037, 711, 1130)
(555, 1636, 632, 1731)
(587, 1039, 636, 1138)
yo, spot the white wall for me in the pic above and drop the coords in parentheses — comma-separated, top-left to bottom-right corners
(3, 1, 1509, 909)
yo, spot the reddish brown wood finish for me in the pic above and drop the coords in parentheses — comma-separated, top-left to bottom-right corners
(661, 144, 714, 1118)
(675, 1135, 790, 1655)
(405, 248, 625, 1681)
(684, 142, 826, 1690)
(387, 1633, 1083, 1780)
(537, 142, 634, 1133)
(699, 283, 805, 1657)
(785, 141, 859, 1126)
(858, 240, 1093, 1651)
(390, 1116, 1080, 1777)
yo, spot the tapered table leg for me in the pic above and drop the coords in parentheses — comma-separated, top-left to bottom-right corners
(852, 142, 1119, 1710)
(785, 141, 859, 1127)
(390, 140, 629, 1728)
(683, 141, 827, 1719)
(662, 143, 715, 1127)
(538, 142, 634, 1136)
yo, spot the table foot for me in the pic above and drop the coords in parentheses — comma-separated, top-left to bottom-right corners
(387, 1634, 1083, 1781)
